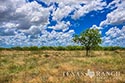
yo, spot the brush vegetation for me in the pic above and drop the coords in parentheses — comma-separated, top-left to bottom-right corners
(0, 46, 125, 51)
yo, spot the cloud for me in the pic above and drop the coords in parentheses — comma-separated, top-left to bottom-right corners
(102, 26, 125, 47)
(0, 0, 51, 30)
(100, 0, 125, 26)
(48, 21, 70, 32)
(0, 28, 17, 36)
(0, 29, 75, 47)
(21, 25, 41, 35)
(52, 4, 73, 21)
(72, 0, 106, 19)
(0, 0, 75, 47)
(41, 30, 75, 46)
(0, 0, 110, 47)
(41, 0, 107, 20)
(90, 25, 102, 29)
(41, 0, 89, 5)
(90, 25, 102, 34)
(2, 23, 19, 28)
(0, 0, 25, 23)
(1, 0, 107, 29)
(0, 0, 107, 30)
(106, 0, 120, 9)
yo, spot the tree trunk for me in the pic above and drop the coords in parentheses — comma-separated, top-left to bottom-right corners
(86, 49, 89, 56)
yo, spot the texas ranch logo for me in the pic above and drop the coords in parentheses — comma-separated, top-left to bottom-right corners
(63, 69, 121, 80)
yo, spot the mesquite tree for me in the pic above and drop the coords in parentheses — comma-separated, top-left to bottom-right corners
(73, 28, 102, 56)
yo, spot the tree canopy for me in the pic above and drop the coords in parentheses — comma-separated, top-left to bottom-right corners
(73, 28, 102, 56)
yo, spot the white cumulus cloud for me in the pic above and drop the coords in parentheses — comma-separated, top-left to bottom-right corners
(48, 21, 70, 32)
(102, 26, 125, 47)
(0, 0, 51, 30)
(72, 0, 106, 19)
(100, 0, 125, 26)
(0, 0, 110, 47)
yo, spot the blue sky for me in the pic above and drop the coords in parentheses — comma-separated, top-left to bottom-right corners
(0, 0, 125, 47)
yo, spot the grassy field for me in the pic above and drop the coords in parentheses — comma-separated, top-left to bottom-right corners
(0, 50, 125, 83)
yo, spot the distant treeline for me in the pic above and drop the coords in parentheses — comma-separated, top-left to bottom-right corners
(0, 46, 125, 51)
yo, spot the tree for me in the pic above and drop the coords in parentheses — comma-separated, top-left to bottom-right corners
(73, 28, 102, 56)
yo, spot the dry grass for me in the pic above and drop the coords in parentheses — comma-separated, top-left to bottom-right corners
(0, 50, 125, 83)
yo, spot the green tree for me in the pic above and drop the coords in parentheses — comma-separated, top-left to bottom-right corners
(73, 28, 102, 56)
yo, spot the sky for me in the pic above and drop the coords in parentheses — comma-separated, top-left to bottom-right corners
(0, 0, 125, 47)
